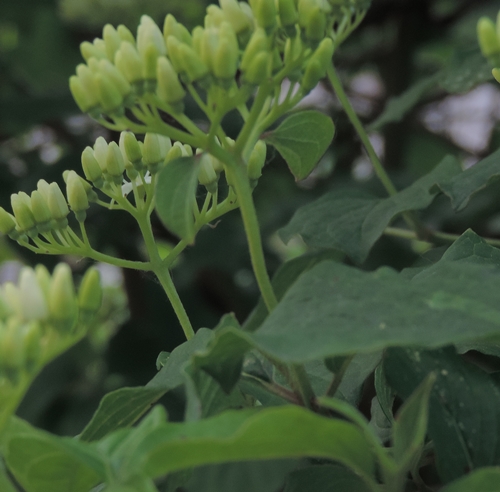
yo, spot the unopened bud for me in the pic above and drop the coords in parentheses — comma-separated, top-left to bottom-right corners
(213, 23, 239, 84)
(115, 42, 143, 86)
(11, 193, 36, 235)
(80, 41, 107, 62)
(165, 144, 183, 163)
(19, 268, 49, 321)
(47, 183, 70, 227)
(30, 190, 52, 233)
(137, 15, 166, 59)
(278, 0, 299, 33)
(93, 137, 109, 172)
(96, 73, 124, 114)
(82, 147, 105, 187)
(35, 264, 51, 302)
(103, 24, 122, 61)
(106, 142, 126, 184)
(301, 57, 323, 92)
(478, 17, 500, 58)
(143, 133, 172, 173)
(242, 51, 272, 85)
(76, 64, 100, 110)
(219, 0, 252, 35)
(22, 322, 42, 371)
(66, 171, 90, 221)
(49, 263, 78, 332)
(493, 67, 500, 84)
(247, 140, 267, 181)
(0, 207, 17, 235)
(156, 56, 186, 112)
(304, 6, 327, 44)
(249, 0, 277, 32)
(78, 267, 103, 317)
(241, 28, 269, 72)
(206, 5, 227, 28)
(117, 25, 135, 44)
(178, 42, 210, 83)
(198, 153, 219, 193)
(99, 60, 132, 101)
(120, 132, 144, 171)
(163, 14, 192, 46)
(69, 76, 97, 115)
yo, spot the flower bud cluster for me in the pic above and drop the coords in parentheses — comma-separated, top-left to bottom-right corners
(69, 0, 368, 124)
(0, 264, 102, 385)
(478, 12, 500, 82)
(0, 177, 96, 243)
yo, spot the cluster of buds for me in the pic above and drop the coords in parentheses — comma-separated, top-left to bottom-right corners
(0, 264, 102, 387)
(478, 12, 500, 82)
(0, 177, 95, 244)
(69, 0, 370, 123)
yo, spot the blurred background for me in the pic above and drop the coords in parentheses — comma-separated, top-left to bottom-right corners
(1, 0, 500, 435)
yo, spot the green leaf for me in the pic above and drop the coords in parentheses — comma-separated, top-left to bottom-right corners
(119, 406, 377, 484)
(439, 49, 493, 94)
(263, 111, 335, 180)
(368, 74, 439, 131)
(251, 233, 500, 362)
(79, 387, 167, 442)
(438, 147, 500, 211)
(284, 464, 373, 492)
(392, 373, 435, 468)
(188, 460, 297, 492)
(244, 251, 343, 332)
(5, 419, 105, 492)
(280, 156, 460, 263)
(384, 347, 500, 482)
(440, 468, 500, 492)
(155, 156, 200, 241)
(0, 461, 17, 492)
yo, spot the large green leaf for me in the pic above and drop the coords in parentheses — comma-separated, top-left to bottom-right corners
(155, 156, 200, 241)
(187, 460, 297, 492)
(79, 387, 167, 442)
(280, 156, 460, 263)
(113, 406, 377, 484)
(251, 232, 500, 362)
(0, 462, 17, 492)
(284, 464, 373, 492)
(438, 147, 500, 211)
(368, 74, 440, 131)
(4, 419, 105, 492)
(440, 468, 500, 492)
(384, 347, 500, 482)
(263, 111, 335, 180)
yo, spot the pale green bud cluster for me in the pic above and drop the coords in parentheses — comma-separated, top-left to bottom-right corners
(0, 264, 102, 385)
(0, 178, 92, 242)
(69, 0, 369, 124)
(477, 12, 500, 82)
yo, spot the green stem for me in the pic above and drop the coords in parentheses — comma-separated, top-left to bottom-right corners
(325, 355, 354, 397)
(136, 210, 195, 340)
(289, 364, 315, 409)
(327, 64, 424, 236)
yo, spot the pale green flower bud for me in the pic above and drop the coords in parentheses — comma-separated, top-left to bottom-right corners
(117, 25, 135, 44)
(213, 22, 239, 84)
(141, 44, 159, 91)
(0, 207, 17, 235)
(3, 283, 22, 319)
(493, 67, 500, 84)
(156, 56, 186, 114)
(478, 17, 500, 58)
(298, 0, 329, 44)
(163, 14, 192, 46)
(96, 73, 124, 114)
(78, 267, 103, 317)
(49, 263, 78, 332)
(30, 190, 52, 233)
(119, 132, 144, 171)
(99, 59, 132, 101)
(311, 36, 334, 71)
(183, 144, 193, 157)
(301, 57, 323, 92)
(165, 143, 183, 163)
(66, 171, 90, 221)
(198, 153, 219, 194)
(93, 137, 109, 172)
(35, 264, 51, 303)
(47, 183, 70, 227)
(106, 142, 126, 184)
(18, 268, 49, 321)
(21, 322, 42, 371)
(137, 15, 166, 58)
(176, 41, 210, 83)
(115, 42, 143, 86)
(284, 35, 303, 65)
(241, 28, 269, 72)
(242, 51, 272, 85)
(82, 146, 105, 187)
(76, 64, 100, 110)
(247, 140, 267, 181)
(80, 41, 107, 62)
(0, 324, 25, 376)
(70, 75, 98, 115)
(103, 24, 122, 61)
(36, 180, 51, 203)
(277, 0, 299, 33)
(165, 35, 184, 73)
(11, 193, 36, 235)
(192, 26, 204, 55)
(219, 0, 253, 35)
(206, 5, 227, 28)
(249, 0, 277, 32)
(143, 133, 172, 173)
(200, 28, 219, 72)
(0, 288, 12, 319)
